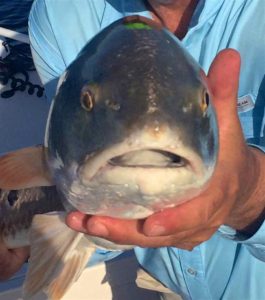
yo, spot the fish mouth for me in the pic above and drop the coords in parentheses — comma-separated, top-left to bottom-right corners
(77, 142, 209, 189)
(65, 143, 214, 218)
(108, 149, 187, 168)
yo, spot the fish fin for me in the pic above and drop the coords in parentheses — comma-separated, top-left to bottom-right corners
(23, 213, 95, 300)
(0, 145, 53, 189)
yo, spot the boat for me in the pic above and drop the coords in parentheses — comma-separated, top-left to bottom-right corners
(0, 27, 162, 300)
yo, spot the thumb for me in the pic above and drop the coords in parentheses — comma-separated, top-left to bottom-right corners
(207, 48, 240, 107)
(207, 49, 245, 152)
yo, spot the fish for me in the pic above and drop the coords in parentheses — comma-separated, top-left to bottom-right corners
(0, 15, 218, 299)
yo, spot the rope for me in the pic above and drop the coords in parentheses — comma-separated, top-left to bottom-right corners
(0, 39, 44, 99)
(0, 27, 30, 44)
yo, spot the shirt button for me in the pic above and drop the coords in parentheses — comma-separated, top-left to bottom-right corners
(187, 268, 197, 276)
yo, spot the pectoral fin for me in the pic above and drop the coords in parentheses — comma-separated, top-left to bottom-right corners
(0, 146, 53, 189)
(23, 213, 95, 300)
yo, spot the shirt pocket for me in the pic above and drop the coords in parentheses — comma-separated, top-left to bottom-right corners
(238, 92, 265, 149)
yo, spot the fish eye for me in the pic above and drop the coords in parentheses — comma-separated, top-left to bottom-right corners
(105, 99, 121, 111)
(80, 88, 95, 112)
(200, 90, 210, 112)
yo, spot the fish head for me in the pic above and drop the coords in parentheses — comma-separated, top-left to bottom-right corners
(46, 16, 218, 218)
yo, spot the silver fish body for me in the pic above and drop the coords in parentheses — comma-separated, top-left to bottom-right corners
(47, 16, 218, 219)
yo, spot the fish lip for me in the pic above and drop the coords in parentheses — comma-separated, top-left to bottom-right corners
(108, 148, 188, 168)
(78, 141, 206, 184)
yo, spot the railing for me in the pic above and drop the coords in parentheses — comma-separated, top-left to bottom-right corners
(0, 27, 29, 44)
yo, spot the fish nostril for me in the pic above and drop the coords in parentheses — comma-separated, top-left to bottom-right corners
(105, 99, 121, 111)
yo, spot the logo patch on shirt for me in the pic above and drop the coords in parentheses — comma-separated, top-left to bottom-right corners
(237, 94, 255, 113)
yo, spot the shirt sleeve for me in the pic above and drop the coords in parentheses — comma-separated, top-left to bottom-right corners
(218, 221, 265, 261)
(28, 0, 66, 102)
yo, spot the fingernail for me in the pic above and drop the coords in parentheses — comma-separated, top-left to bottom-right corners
(147, 224, 166, 236)
(88, 220, 109, 237)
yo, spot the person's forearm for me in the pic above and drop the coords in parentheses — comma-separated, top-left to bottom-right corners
(225, 147, 265, 236)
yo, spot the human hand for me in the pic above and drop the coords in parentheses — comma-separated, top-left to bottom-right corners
(66, 49, 264, 250)
(0, 241, 29, 280)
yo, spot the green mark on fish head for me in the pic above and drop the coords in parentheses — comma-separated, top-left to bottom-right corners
(125, 22, 152, 30)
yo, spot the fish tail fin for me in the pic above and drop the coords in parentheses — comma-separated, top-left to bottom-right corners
(23, 213, 95, 300)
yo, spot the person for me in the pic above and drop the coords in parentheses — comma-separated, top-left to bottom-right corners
(2, 0, 265, 299)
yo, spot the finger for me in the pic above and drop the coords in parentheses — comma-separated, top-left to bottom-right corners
(67, 211, 169, 247)
(207, 49, 245, 152)
(69, 214, 178, 247)
(82, 216, 152, 246)
(66, 199, 221, 242)
(0, 246, 29, 281)
(11, 246, 30, 260)
(66, 211, 91, 233)
(9, 246, 30, 268)
(67, 210, 218, 248)
(207, 50, 251, 180)
(143, 195, 223, 236)
(82, 214, 217, 247)
(207, 49, 241, 134)
(207, 49, 240, 105)
(67, 212, 147, 245)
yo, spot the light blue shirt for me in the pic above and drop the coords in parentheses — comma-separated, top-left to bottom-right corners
(28, 1, 265, 299)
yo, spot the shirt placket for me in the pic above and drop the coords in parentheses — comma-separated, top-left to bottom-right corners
(178, 247, 212, 300)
